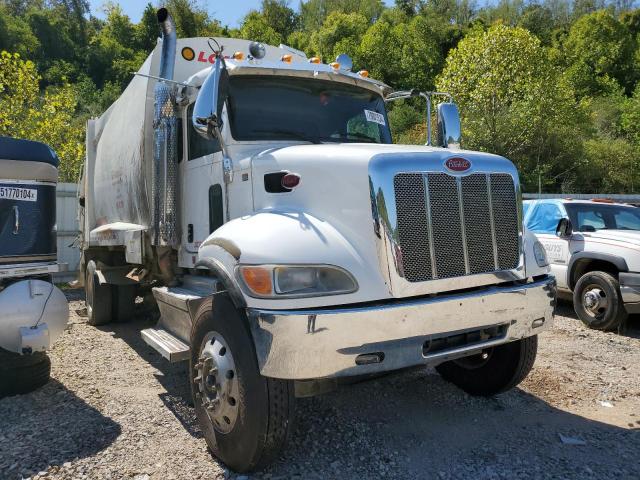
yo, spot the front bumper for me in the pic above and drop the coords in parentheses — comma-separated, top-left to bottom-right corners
(247, 275, 556, 379)
(619, 272, 640, 313)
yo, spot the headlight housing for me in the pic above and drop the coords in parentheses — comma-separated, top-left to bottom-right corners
(238, 265, 358, 298)
(533, 241, 549, 268)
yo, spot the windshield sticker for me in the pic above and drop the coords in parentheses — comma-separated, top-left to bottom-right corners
(365, 110, 386, 126)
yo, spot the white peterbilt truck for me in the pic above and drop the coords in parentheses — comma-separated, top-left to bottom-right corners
(78, 8, 556, 471)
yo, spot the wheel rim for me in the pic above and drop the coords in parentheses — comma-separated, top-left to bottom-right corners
(581, 284, 609, 318)
(194, 331, 240, 434)
(453, 349, 493, 369)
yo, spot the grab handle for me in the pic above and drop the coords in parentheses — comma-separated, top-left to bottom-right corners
(13, 205, 19, 234)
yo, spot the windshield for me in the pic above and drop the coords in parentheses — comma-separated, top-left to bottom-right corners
(565, 203, 640, 231)
(226, 76, 392, 144)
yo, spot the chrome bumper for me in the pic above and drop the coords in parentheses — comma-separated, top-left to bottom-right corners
(619, 273, 640, 313)
(247, 276, 556, 380)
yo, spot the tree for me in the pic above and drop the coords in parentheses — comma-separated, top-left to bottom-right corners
(310, 11, 369, 60)
(562, 10, 636, 96)
(260, 0, 299, 39)
(239, 11, 283, 45)
(437, 25, 585, 191)
(136, 3, 160, 52)
(0, 51, 83, 182)
(300, 0, 384, 31)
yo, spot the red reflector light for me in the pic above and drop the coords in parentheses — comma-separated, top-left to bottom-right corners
(281, 173, 301, 189)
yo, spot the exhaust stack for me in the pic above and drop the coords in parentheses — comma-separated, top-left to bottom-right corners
(152, 8, 179, 246)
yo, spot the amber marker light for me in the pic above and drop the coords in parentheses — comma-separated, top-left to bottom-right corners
(240, 266, 273, 296)
(330, 62, 340, 69)
(358, 70, 369, 78)
(232, 51, 245, 60)
(281, 54, 293, 63)
(308, 57, 321, 64)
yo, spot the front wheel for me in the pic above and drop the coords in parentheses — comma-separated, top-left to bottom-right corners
(436, 336, 538, 396)
(190, 293, 295, 472)
(573, 271, 627, 331)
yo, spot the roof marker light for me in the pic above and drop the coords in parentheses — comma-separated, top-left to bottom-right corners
(358, 70, 369, 78)
(232, 51, 244, 60)
(281, 54, 293, 63)
(330, 62, 340, 70)
(309, 57, 321, 64)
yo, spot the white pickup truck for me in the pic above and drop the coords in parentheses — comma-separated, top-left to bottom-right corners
(524, 198, 640, 330)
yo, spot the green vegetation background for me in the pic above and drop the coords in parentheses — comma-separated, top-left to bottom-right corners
(2, 0, 640, 193)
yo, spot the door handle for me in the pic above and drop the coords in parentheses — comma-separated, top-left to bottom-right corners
(12, 205, 19, 234)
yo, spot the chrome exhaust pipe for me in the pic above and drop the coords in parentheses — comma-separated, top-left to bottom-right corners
(152, 8, 179, 247)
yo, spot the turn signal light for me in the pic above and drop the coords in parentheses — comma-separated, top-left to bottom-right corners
(281, 173, 301, 189)
(281, 54, 293, 63)
(240, 266, 273, 296)
(358, 70, 369, 77)
(329, 62, 340, 69)
(232, 51, 244, 60)
(309, 57, 321, 64)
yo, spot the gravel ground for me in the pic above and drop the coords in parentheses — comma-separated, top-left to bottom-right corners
(1, 291, 639, 480)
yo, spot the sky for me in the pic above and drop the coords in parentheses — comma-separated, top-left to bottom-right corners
(89, 0, 396, 28)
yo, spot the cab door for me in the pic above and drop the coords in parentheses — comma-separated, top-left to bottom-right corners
(178, 103, 225, 268)
(527, 202, 571, 288)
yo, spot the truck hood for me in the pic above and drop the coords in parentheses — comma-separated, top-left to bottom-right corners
(582, 229, 640, 246)
(241, 142, 521, 298)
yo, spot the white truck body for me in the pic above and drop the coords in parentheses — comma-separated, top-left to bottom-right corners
(78, 9, 555, 470)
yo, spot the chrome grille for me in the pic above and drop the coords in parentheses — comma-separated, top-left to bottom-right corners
(393, 172, 519, 283)
(490, 174, 520, 270)
(393, 174, 432, 281)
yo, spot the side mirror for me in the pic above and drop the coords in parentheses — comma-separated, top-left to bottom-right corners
(437, 102, 462, 149)
(556, 218, 573, 238)
(192, 53, 229, 140)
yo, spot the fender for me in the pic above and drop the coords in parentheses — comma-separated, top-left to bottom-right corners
(568, 251, 628, 289)
(197, 210, 390, 310)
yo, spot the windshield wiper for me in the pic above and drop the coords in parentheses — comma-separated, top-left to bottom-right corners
(251, 129, 321, 144)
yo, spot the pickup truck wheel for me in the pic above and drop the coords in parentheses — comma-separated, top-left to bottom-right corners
(435, 335, 538, 396)
(0, 348, 51, 398)
(85, 260, 112, 326)
(190, 293, 295, 472)
(573, 271, 627, 331)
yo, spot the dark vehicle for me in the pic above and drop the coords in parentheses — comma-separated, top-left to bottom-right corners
(0, 136, 68, 397)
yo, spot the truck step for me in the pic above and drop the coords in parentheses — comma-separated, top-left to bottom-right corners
(141, 327, 190, 363)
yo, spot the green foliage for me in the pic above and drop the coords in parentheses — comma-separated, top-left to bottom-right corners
(239, 11, 283, 45)
(0, 51, 83, 182)
(437, 25, 587, 191)
(1, 0, 640, 193)
(563, 10, 636, 96)
(310, 11, 369, 60)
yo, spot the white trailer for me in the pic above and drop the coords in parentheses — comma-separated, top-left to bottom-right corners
(78, 8, 556, 471)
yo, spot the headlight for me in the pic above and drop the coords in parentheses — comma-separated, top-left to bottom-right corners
(238, 265, 358, 298)
(533, 241, 549, 267)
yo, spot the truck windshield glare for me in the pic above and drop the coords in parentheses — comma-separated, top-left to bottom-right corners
(565, 203, 640, 231)
(227, 76, 392, 144)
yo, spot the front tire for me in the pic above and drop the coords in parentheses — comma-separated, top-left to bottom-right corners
(190, 293, 295, 472)
(573, 271, 627, 331)
(0, 348, 51, 398)
(436, 336, 538, 396)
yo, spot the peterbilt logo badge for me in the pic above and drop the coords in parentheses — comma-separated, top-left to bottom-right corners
(444, 157, 471, 172)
